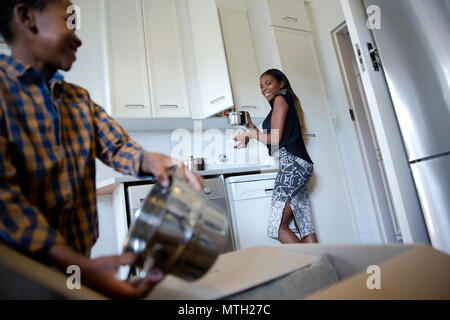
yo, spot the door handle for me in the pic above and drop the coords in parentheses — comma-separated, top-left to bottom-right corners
(210, 96, 226, 105)
(367, 42, 382, 71)
(283, 16, 298, 23)
(159, 105, 179, 109)
(125, 104, 145, 109)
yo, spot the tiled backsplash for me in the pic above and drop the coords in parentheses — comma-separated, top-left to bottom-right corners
(96, 128, 274, 183)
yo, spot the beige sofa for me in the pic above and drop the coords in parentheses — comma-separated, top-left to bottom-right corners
(0, 242, 448, 299)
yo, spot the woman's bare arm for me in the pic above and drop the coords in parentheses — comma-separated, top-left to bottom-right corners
(234, 96, 289, 149)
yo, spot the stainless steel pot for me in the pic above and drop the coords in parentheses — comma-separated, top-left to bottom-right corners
(123, 166, 228, 282)
(184, 156, 206, 171)
(227, 111, 248, 127)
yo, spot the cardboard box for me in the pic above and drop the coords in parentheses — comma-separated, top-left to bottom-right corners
(306, 244, 450, 300)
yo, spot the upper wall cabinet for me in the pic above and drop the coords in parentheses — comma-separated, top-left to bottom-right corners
(219, 7, 269, 118)
(177, 0, 234, 119)
(266, 0, 311, 31)
(142, 0, 191, 118)
(64, 0, 233, 120)
(104, 0, 190, 119)
(0, 34, 10, 55)
(105, 0, 152, 119)
(62, 0, 109, 111)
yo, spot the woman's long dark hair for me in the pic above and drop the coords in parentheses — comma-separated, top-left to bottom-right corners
(261, 69, 307, 137)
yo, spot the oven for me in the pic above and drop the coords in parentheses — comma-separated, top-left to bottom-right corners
(125, 176, 235, 253)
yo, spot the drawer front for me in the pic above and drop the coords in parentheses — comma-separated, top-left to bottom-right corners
(228, 179, 275, 201)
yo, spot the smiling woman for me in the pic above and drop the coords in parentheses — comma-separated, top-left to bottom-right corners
(234, 68, 317, 245)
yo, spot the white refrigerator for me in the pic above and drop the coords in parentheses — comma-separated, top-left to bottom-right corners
(364, 0, 450, 253)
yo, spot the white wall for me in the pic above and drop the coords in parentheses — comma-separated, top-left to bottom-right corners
(305, 0, 382, 243)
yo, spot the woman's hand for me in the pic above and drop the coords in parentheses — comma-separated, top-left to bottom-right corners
(245, 112, 256, 130)
(141, 152, 203, 190)
(233, 132, 251, 149)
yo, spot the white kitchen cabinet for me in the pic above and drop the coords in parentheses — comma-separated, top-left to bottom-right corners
(104, 0, 152, 118)
(179, 0, 234, 119)
(104, 0, 191, 119)
(142, 0, 190, 118)
(62, 0, 109, 111)
(218, 7, 269, 118)
(225, 173, 298, 250)
(267, 0, 311, 32)
(0, 43, 9, 55)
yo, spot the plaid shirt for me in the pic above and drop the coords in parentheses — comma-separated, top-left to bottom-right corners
(0, 54, 145, 256)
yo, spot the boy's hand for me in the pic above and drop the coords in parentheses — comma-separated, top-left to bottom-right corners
(47, 244, 163, 299)
(83, 253, 163, 299)
(140, 152, 203, 190)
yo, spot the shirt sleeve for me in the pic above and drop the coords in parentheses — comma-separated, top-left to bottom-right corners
(91, 98, 146, 177)
(0, 110, 66, 253)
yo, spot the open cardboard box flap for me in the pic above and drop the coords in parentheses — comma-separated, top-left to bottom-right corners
(146, 245, 317, 300)
(306, 244, 450, 300)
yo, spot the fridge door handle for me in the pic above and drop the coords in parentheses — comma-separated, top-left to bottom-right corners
(367, 42, 382, 71)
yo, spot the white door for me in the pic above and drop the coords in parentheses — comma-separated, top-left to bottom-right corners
(232, 195, 280, 250)
(104, 0, 152, 118)
(0, 42, 10, 55)
(332, 25, 400, 242)
(142, 0, 191, 118)
(218, 7, 268, 118)
(340, 0, 429, 244)
(63, 0, 109, 110)
(187, 0, 234, 119)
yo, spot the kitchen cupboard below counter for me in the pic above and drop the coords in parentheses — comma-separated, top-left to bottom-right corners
(92, 165, 278, 261)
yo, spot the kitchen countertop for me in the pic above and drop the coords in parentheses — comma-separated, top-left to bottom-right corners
(96, 164, 278, 195)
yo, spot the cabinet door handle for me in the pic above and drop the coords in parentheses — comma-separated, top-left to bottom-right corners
(283, 16, 298, 23)
(304, 133, 317, 138)
(265, 188, 274, 193)
(242, 106, 257, 109)
(210, 96, 226, 105)
(160, 105, 179, 109)
(125, 104, 145, 109)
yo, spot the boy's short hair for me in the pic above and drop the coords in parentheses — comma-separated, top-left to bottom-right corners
(0, 0, 60, 44)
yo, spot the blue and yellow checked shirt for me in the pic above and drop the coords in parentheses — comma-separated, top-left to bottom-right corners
(0, 54, 145, 256)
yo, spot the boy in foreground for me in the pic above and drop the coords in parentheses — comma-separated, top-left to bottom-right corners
(0, 0, 202, 298)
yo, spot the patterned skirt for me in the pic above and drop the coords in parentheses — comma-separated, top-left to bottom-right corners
(267, 147, 315, 239)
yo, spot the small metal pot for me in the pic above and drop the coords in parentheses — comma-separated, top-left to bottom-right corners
(227, 111, 248, 127)
(185, 157, 206, 171)
(123, 166, 228, 282)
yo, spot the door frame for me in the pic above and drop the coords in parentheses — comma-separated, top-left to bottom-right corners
(339, 0, 429, 244)
(331, 22, 399, 242)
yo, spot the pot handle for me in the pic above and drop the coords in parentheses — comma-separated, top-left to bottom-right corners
(127, 244, 163, 283)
